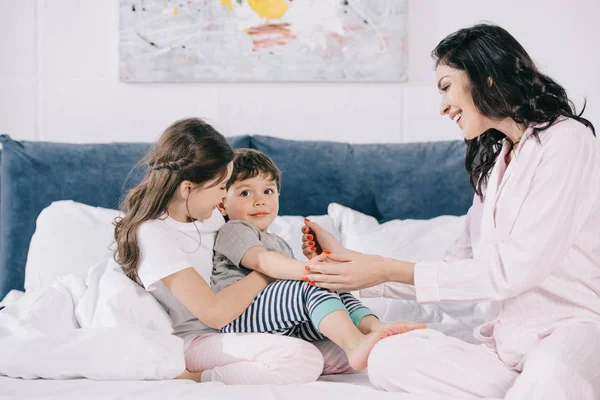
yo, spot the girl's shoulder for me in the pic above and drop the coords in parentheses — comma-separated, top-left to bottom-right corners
(138, 217, 167, 232)
(137, 217, 179, 243)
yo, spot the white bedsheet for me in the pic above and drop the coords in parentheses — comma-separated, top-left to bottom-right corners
(0, 374, 461, 400)
(0, 259, 482, 399)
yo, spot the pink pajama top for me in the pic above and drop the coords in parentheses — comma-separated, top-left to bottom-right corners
(362, 118, 600, 370)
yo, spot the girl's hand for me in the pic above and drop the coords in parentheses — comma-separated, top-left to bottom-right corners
(301, 219, 344, 259)
(304, 252, 414, 291)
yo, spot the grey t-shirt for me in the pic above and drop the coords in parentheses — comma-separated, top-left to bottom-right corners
(211, 220, 294, 292)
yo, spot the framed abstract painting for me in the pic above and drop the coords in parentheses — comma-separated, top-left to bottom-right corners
(119, 0, 408, 82)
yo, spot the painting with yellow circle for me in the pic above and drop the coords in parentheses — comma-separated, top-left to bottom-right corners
(119, 0, 408, 81)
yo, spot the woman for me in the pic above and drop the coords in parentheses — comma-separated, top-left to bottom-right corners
(302, 24, 599, 398)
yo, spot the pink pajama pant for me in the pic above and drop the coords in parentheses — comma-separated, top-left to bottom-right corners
(368, 323, 600, 399)
(185, 332, 353, 385)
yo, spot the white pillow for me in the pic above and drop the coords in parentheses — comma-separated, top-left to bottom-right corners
(269, 214, 341, 261)
(24, 200, 340, 292)
(24, 201, 121, 292)
(326, 203, 482, 329)
(328, 203, 466, 261)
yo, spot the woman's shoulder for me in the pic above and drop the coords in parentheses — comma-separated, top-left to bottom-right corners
(534, 118, 599, 174)
(537, 118, 596, 148)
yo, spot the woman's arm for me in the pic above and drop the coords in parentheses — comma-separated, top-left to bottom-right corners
(410, 129, 597, 303)
(442, 200, 477, 263)
(307, 128, 597, 303)
(300, 203, 475, 298)
(305, 252, 415, 292)
(161, 268, 272, 329)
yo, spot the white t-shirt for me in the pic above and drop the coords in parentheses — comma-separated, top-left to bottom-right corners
(136, 209, 225, 347)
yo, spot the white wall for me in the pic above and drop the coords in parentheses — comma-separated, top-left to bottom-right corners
(1, 0, 598, 144)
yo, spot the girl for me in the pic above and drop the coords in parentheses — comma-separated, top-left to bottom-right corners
(302, 24, 600, 398)
(113, 118, 349, 384)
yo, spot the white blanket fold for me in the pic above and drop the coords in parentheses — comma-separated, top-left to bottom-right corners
(0, 259, 185, 380)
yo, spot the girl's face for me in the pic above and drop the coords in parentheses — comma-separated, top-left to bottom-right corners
(436, 64, 497, 140)
(186, 162, 233, 221)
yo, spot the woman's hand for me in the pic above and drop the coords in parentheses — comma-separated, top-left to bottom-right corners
(304, 252, 416, 291)
(301, 218, 345, 259)
(304, 252, 386, 291)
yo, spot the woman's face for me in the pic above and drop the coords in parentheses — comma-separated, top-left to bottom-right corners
(436, 64, 497, 140)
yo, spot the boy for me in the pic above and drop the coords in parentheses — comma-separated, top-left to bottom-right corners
(211, 149, 425, 370)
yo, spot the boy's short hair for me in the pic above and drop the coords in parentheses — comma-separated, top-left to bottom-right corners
(227, 149, 281, 191)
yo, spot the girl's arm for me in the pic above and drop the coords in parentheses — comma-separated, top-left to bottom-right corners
(161, 268, 272, 329)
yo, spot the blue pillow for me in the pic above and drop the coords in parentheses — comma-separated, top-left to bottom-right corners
(250, 135, 471, 221)
(0, 134, 472, 299)
(0, 134, 250, 298)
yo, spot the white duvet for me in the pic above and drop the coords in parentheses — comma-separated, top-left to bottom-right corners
(0, 259, 186, 381)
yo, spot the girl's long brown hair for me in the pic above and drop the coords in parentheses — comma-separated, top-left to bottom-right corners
(114, 118, 234, 280)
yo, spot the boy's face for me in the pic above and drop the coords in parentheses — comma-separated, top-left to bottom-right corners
(218, 174, 279, 233)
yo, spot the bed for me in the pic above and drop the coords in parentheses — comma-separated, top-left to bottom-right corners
(0, 133, 479, 399)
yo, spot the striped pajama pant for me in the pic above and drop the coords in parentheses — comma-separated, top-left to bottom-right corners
(220, 280, 371, 341)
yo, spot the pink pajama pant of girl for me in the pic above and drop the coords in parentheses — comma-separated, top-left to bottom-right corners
(185, 332, 353, 385)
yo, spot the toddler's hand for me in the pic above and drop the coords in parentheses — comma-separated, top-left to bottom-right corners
(305, 252, 329, 266)
(301, 218, 343, 259)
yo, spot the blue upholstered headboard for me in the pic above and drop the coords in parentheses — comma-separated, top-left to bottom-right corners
(0, 134, 472, 298)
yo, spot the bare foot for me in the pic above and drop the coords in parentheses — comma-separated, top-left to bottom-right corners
(175, 368, 202, 382)
(367, 320, 428, 335)
(345, 329, 396, 371)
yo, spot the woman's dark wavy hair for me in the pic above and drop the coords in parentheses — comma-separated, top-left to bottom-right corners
(432, 23, 595, 200)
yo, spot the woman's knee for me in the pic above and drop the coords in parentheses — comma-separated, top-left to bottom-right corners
(514, 323, 600, 395)
(510, 351, 598, 399)
(369, 329, 441, 365)
(368, 329, 444, 391)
